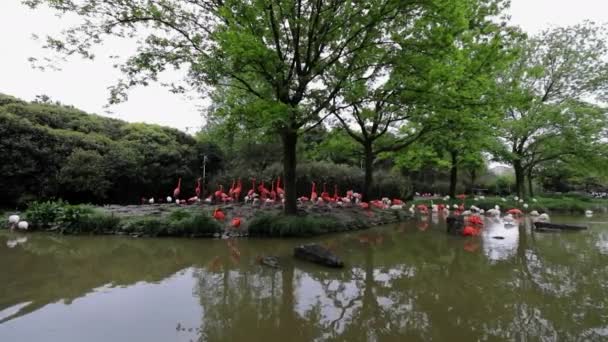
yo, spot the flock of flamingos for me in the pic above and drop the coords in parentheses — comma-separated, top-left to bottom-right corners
(137, 177, 563, 236)
(10, 177, 593, 236)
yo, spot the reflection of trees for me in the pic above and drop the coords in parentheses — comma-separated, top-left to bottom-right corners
(3, 219, 608, 341)
(0, 234, 216, 323)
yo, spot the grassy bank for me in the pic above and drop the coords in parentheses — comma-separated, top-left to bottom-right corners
(412, 194, 607, 214)
(3, 200, 412, 238)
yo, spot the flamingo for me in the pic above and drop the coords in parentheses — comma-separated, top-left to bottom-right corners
(321, 184, 333, 203)
(248, 178, 257, 197)
(333, 184, 339, 202)
(17, 221, 29, 230)
(461, 226, 480, 236)
(320, 183, 329, 199)
(231, 217, 242, 229)
(310, 182, 318, 203)
(507, 208, 523, 216)
(173, 177, 182, 199)
(232, 178, 242, 202)
(258, 181, 270, 199)
(8, 214, 19, 226)
(213, 208, 225, 221)
(228, 179, 236, 197)
(195, 178, 202, 198)
(276, 176, 285, 198)
(215, 184, 225, 199)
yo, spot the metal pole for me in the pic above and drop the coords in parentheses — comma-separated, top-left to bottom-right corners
(202, 154, 207, 197)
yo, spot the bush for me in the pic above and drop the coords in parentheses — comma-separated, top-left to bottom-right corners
(167, 209, 193, 222)
(248, 213, 342, 237)
(169, 213, 222, 236)
(25, 200, 69, 230)
(122, 217, 166, 236)
(62, 213, 122, 234)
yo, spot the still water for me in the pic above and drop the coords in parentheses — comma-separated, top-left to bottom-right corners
(1, 215, 607, 341)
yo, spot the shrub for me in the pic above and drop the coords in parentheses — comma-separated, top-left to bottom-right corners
(25, 200, 68, 230)
(248, 213, 342, 237)
(122, 217, 166, 236)
(62, 213, 122, 234)
(56, 204, 95, 233)
(169, 214, 222, 236)
(167, 209, 193, 222)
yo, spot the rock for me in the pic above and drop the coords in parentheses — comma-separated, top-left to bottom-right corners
(446, 215, 465, 234)
(294, 243, 344, 268)
(260, 256, 280, 268)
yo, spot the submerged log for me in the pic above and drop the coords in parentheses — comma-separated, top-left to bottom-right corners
(294, 243, 344, 268)
(533, 221, 588, 231)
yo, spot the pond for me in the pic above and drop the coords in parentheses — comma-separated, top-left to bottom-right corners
(1, 214, 607, 341)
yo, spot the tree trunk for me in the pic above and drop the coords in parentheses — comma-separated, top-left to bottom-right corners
(449, 151, 458, 199)
(470, 169, 477, 194)
(281, 129, 298, 215)
(527, 169, 534, 198)
(514, 160, 525, 198)
(362, 143, 374, 201)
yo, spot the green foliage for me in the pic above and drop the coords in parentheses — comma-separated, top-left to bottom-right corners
(24, 200, 68, 230)
(248, 213, 342, 237)
(62, 213, 122, 235)
(0, 95, 212, 206)
(58, 149, 111, 200)
(24, 200, 104, 233)
(167, 209, 192, 222)
(494, 22, 608, 197)
(122, 218, 166, 237)
(168, 214, 222, 236)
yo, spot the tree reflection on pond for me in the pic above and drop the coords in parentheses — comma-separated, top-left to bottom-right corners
(1, 215, 607, 341)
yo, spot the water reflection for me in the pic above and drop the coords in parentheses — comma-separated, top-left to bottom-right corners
(481, 217, 519, 262)
(1, 214, 608, 341)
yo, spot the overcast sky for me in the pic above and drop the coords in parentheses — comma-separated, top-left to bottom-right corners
(1, 0, 607, 132)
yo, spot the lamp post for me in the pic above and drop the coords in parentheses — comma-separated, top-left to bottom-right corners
(202, 154, 208, 197)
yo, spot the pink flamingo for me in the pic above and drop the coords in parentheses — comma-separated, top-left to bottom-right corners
(173, 178, 182, 199)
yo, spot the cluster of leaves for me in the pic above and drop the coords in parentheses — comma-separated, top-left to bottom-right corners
(247, 213, 344, 237)
(24, 200, 105, 233)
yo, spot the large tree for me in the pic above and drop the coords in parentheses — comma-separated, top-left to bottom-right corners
(495, 22, 608, 198)
(331, 0, 516, 200)
(25, 0, 433, 214)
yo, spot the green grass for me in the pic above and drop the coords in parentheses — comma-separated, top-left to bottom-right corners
(248, 213, 345, 237)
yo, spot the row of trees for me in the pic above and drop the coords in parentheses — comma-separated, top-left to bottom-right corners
(23, 0, 608, 214)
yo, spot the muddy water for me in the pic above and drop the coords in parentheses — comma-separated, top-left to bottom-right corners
(1, 214, 607, 341)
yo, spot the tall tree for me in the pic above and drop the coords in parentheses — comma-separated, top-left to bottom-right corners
(25, 0, 428, 214)
(332, 0, 516, 200)
(495, 22, 608, 197)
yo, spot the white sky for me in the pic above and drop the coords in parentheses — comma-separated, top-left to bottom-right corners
(0, 0, 607, 132)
